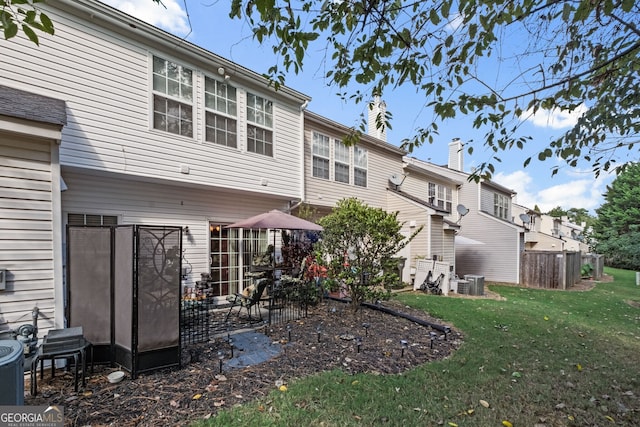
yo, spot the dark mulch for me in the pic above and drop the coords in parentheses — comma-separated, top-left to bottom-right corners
(25, 297, 463, 426)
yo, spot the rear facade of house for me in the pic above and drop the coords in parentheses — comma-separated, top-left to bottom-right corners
(0, 0, 310, 336)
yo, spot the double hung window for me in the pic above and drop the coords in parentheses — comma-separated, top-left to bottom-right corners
(354, 146, 368, 187)
(428, 182, 453, 212)
(152, 56, 193, 137)
(312, 132, 330, 179)
(494, 193, 509, 220)
(204, 77, 237, 147)
(246, 93, 273, 156)
(334, 140, 350, 183)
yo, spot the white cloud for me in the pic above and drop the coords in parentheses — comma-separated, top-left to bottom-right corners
(494, 169, 608, 213)
(101, 0, 191, 36)
(524, 104, 588, 130)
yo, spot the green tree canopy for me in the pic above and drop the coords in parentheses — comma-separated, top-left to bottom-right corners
(0, 0, 53, 44)
(592, 162, 640, 269)
(316, 198, 421, 311)
(230, 0, 639, 179)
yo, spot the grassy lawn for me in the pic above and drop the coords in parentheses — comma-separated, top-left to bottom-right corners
(196, 268, 640, 426)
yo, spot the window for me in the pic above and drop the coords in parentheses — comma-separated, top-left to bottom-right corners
(494, 193, 509, 220)
(334, 139, 350, 183)
(209, 223, 239, 297)
(312, 132, 330, 179)
(68, 214, 118, 226)
(354, 146, 368, 187)
(428, 182, 453, 212)
(204, 77, 237, 147)
(246, 93, 273, 156)
(152, 56, 193, 137)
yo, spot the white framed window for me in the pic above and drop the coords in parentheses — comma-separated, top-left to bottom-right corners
(334, 139, 350, 183)
(152, 56, 193, 137)
(204, 77, 237, 148)
(354, 146, 368, 187)
(428, 182, 453, 212)
(494, 193, 510, 220)
(312, 132, 330, 179)
(246, 93, 273, 156)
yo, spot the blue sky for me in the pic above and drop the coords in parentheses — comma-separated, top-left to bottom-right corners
(101, 0, 615, 214)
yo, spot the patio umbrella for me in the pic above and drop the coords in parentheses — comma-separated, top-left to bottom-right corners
(226, 210, 322, 290)
(225, 209, 323, 231)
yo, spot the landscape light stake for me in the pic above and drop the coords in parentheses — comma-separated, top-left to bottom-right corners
(316, 325, 322, 343)
(287, 324, 292, 342)
(218, 351, 224, 373)
(229, 338, 234, 358)
(400, 339, 408, 357)
(356, 336, 362, 353)
(429, 331, 438, 349)
(362, 322, 370, 337)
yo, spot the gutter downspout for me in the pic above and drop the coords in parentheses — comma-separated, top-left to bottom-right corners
(299, 104, 309, 206)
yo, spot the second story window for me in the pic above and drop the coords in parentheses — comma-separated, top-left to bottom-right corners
(246, 93, 273, 156)
(494, 193, 509, 220)
(428, 182, 453, 212)
(354, 146, 368, 187)
(152, 56, 193, 137)
(312, 132, 330, 179)
(204, 77, 237, 148)
(334, 140, 350, 183)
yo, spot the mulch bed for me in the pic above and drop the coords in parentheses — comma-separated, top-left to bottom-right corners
(25, 297, 463, 426)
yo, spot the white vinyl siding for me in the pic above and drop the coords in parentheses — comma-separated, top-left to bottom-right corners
(152, 56, 193, 137)
(204, 77, 237, 148)
(0, 134, 57, 336)
(246, 93, 273, 156)
(0, 5, 305, 199)
(312, 132, 330, 179)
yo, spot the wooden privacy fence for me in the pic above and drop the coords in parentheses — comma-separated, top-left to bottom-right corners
(581, 253, 604, 280)
(520, 250, 582, 289)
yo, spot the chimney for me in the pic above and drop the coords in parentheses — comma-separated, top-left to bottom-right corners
(367, 95, 387, 142)
(448, 138, 464, 171)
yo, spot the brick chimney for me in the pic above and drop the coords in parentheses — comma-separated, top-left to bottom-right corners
(368, 96, 387, 142)
(448, 138, 464, 171)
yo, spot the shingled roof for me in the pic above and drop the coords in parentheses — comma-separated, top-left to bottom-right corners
(0, 85, 66, 126)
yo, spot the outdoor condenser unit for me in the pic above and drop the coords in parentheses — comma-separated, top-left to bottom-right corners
(464, 275, 485, 296)
(0, 269, 6, 290)
(0, 340, 24, 405)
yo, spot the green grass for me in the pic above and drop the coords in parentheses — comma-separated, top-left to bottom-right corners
(196, 268, 640, 426)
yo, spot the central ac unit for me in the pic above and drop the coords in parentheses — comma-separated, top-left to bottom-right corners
(0, 340, 24, 405)
(464, 275, 485, 296)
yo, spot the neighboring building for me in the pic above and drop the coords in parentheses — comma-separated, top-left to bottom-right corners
(0, 86, 67, 337)
(302, 104, 457, 286)
(303, 110, 420, 283)
(398, 156, 463, 277)
(303, 110, 406, 215)
(513, 203, 590, 252)
(0, 0, 310, 333)
(405, 139, 522, 284)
